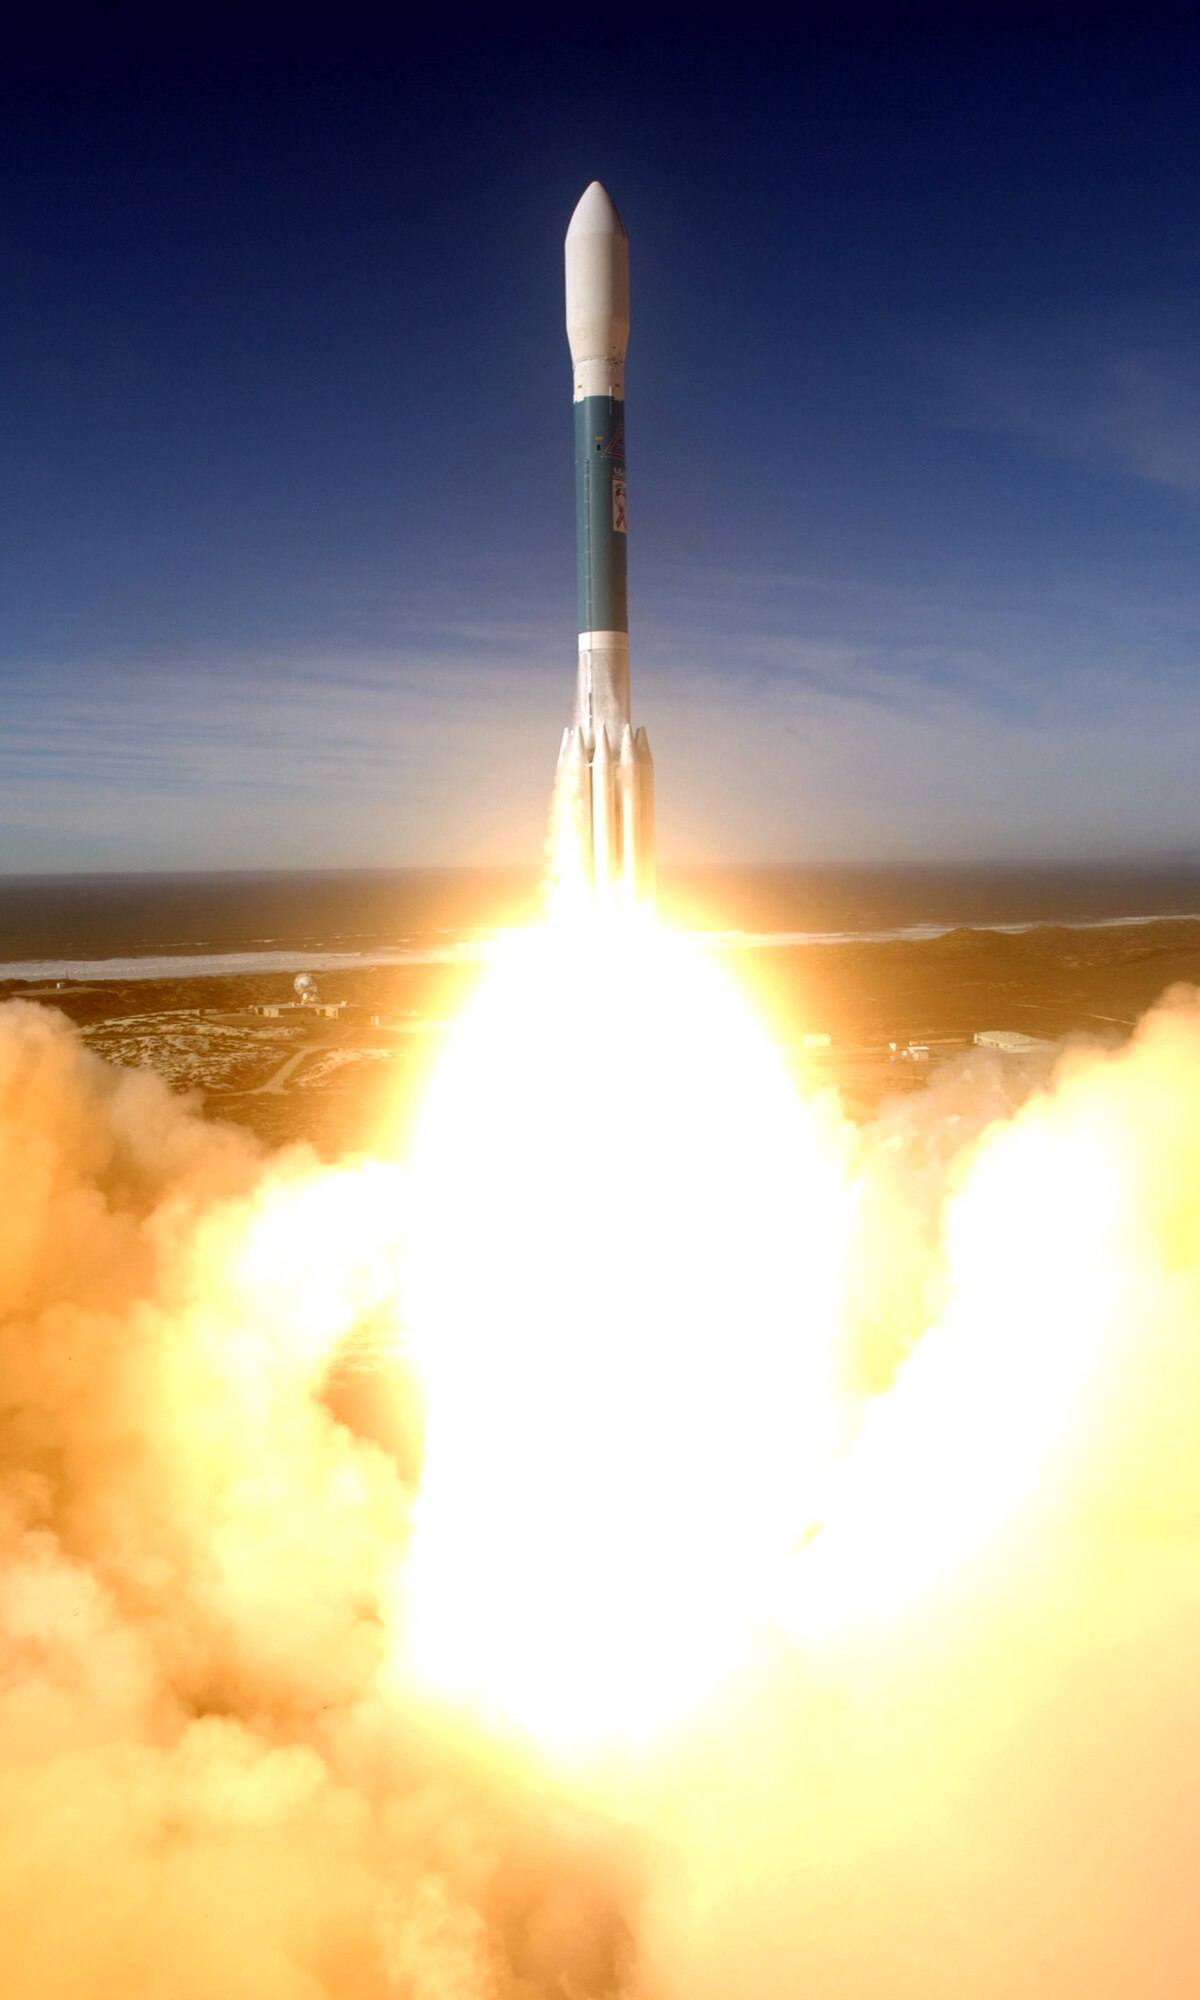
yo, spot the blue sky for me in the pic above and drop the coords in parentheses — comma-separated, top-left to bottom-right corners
(4, 8, 1200, 870)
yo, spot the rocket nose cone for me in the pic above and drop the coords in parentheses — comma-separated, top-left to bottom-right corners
(567, 181, 626, 241)
(565, 181, 629, 371)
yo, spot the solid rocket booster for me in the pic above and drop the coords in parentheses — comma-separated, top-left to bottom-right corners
(560, 181, 655, 902)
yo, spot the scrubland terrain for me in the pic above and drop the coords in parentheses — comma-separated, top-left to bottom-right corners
(6, 917, 1200, 1149)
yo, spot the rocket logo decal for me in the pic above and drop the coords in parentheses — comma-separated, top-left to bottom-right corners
(612, 475, 627, 533)
(599, 423, 625, 461)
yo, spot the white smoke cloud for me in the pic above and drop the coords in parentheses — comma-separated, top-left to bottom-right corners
(4, 990, 1200, 1995)
(0, 1001, 639, 1999)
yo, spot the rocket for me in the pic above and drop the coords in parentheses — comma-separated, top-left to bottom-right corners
(556, 182, 655, 904)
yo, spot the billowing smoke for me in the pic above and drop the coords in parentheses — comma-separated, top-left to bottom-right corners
(4, 988, 1200, 1995)
(0, 1001, 636, 1999)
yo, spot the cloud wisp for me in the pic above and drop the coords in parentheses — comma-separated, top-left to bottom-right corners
(942, 305, 1200, 498)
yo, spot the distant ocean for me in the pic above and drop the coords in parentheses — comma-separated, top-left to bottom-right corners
(2, 863, 1200, 981)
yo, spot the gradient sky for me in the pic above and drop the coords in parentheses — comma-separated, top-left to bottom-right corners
(4, 8, 1200, 872)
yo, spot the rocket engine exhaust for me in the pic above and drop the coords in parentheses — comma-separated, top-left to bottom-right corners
(558, 181, 655, 905)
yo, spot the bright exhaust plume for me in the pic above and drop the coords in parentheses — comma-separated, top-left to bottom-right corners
(401, 912, 850, 1746)
(3, 963, 1200, 1993)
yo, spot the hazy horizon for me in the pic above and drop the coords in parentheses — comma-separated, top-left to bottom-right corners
(8, 857, 1200, 975)
(7, 846, 1200, 882)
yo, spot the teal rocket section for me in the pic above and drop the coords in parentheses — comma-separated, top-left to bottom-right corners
(574, 395, 628, 636)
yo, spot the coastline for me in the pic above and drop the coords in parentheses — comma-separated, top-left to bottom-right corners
(4, 907, 1200, 983)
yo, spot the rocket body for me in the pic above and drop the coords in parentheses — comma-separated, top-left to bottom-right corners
(559, 182, 655, 904)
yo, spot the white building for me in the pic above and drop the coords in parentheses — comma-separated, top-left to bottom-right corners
(974, 1029, 1055, 1054)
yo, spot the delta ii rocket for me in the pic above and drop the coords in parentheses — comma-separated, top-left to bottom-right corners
(556, 182, 655, 903)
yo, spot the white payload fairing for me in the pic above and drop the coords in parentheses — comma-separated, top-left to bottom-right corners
(555, 182, 655, 903)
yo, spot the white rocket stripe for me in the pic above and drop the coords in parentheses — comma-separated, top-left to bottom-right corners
(573, 360, 625, 401)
